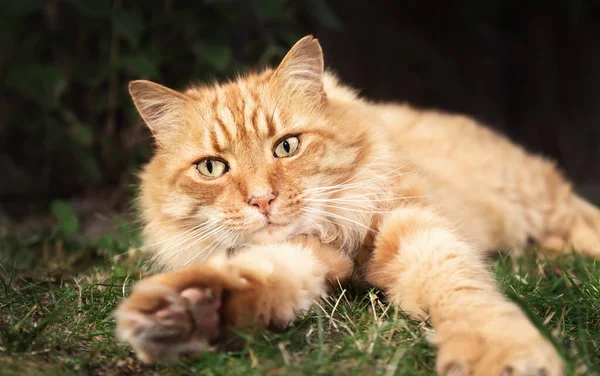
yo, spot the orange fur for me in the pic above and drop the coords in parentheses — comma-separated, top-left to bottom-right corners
(115, 36, 600, 375)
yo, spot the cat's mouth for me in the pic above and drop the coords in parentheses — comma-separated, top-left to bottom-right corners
(247, 218, 299, 243)
(265, 220, 287, 232)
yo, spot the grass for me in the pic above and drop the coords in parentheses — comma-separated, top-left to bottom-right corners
(0, 222, 599, 376)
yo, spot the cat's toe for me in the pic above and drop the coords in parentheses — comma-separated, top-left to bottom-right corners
(181, 286, 222, 342)
(115, 283, 194, 362)
(495, 351, 562, 376)
(115, 283, 223, 363)
(436, 324, 564, 376)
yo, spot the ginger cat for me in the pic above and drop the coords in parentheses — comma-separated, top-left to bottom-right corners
(115, 36, 600, 375)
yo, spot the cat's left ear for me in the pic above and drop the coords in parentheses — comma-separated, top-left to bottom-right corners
(129, 80, 189, 145)
(271, 35, 325, 101)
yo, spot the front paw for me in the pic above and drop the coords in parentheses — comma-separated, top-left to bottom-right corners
(435, 317, 564, 376)
(114, 264, 249, 363)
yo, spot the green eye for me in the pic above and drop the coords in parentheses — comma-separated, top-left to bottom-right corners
(274, 136, 300, 158)
(196, 158, 228, 178)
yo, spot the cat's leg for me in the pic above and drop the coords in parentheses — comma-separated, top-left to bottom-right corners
(365, 206, 564, 376)
(539, 191, 600, 257)
(115, 236, 352, 363)
(514, 159, 600, 257)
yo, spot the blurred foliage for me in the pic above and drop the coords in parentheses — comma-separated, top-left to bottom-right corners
(50, 199, 80, 236)
(0, 0, 340, 205)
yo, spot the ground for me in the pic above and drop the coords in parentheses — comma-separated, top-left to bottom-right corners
(0, 213, 599, 376)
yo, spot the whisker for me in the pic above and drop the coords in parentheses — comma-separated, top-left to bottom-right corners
(304, 162, 412, 193)
(301, 211, 352, 232)
(304, 195, 431, 203)
(309, 202, 397, 215)
(152, 224, 225, 262)
(315, 171, 408, 194)
(306, 168, 412, 197)
(330, 155, 384, 188)
(127, 215, 204, 238)
(303, 207, 377, 234)
(143, 221, 211, 250)
(142, 215, 202, 229)
(269, 90, 286, 129)
(184, 228, 235, 266)
(161, 225, 226, 265)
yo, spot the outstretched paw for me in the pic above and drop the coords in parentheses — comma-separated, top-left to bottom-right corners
(435, 317, 564, 376)
(114, 264, 248, 363)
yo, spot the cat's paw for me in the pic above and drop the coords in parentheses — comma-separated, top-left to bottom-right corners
(541, 198, 600, 258)
(114, 264, 249, 363)
(435, 318, 564, 376)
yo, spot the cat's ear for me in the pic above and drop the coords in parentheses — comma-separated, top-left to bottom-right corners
(271, 35, 325, 100)
(129, 80, 188, 143)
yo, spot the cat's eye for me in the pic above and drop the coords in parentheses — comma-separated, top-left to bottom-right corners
(196, 158, 228, 178)
(274, 136, 300, 158)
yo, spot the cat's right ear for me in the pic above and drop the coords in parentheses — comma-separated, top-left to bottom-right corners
(271, 35, 325, 102)
(128, 80, 188, 144)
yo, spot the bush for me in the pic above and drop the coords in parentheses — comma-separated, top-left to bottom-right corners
(0, 0, 339, 205)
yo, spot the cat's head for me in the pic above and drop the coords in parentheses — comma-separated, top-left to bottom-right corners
(131, 36, 379, 268)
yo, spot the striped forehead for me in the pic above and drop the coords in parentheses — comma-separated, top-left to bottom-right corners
(203, 84, 281, 152)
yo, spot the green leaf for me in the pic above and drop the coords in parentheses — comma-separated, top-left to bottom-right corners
(305, 0, 343, 31)
(112, 10, 144, 48)
(71, 0, 113, 17)
(61, 110, 94, 146)
(192, 42, 232, 72)
(4, 63, 67, 109)
(253, 0, 289, 21)
(50, 200, 80, 236)
(0, 0, 47, 18)
(78, 152, 103, 182)
(258, 44, 286, 65)
(121, 53, 159, 78)
(280, 30, 306, 46)
(69, 123, 94, 147)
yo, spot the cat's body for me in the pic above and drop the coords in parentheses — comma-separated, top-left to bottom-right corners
(115, 37, 600, 375)
(372, 100, 579, 254)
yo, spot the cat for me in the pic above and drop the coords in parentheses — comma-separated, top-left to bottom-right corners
(114, 36, 600, 375)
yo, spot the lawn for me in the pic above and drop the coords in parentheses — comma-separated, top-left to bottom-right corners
(0, 215, 599, 376)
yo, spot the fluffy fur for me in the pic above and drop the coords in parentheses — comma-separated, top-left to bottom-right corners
(115, 36, 600, 375)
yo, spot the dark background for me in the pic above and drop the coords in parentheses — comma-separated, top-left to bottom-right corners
(1, 0, 599, 222)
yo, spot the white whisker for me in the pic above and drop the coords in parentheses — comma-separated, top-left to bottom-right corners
(303, 207, 377, 234)
(307, 171, 411, 199)
(305, 162, 412, 194)
(304, 195, 431, 203)
(143, 221, 211, 250)
(163, 226, 226, 265)
(301, 211, 352, 232)
(142, 215, 201, 229)
(153, 224, 224, 262)
(184, 228, 235, 266)
(309, 202, 397, 215)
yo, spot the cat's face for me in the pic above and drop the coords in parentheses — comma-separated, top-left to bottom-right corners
(132, 37, 371, 264)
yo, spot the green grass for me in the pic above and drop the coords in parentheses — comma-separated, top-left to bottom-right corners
(1, 226, 599, 376)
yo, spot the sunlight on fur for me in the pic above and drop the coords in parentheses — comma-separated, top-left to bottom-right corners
(114, 36, 600, 376)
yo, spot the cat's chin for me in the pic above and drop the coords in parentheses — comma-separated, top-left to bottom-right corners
(247, 221, 299, 244)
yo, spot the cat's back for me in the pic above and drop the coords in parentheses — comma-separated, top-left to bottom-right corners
(323, 72, 558, 199)
(373, 103, 531, 178)
(323, 72, 529, 174)
(328, 82, 564, 252)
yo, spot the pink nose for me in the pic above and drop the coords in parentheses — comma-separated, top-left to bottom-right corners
(248, 193, 277, 215)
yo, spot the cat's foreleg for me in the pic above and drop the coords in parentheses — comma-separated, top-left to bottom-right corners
(365, 206, 564, 376)
(115, 236, 352, 363)
(538, 192, 600, 257)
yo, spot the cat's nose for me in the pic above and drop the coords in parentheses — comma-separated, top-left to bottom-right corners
(248, 192, 277, 215)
